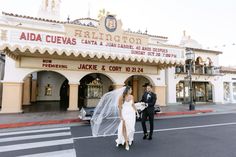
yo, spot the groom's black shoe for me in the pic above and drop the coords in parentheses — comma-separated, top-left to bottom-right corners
(143, 133, 148, 139)
(148, 136, 152, 140)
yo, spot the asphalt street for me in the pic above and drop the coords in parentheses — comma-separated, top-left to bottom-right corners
(1, 113, 236, 157)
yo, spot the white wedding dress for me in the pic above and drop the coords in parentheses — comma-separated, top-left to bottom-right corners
(116, 100, 136, 145)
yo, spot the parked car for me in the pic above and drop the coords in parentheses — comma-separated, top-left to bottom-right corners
(78, 107, 94, 121)
(154, 105, 161, 114)
(78, 104, 161, 122)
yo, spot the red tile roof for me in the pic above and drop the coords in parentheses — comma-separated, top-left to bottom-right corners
(186, 47, 222, 54)
(2, 12, 168, 40)
(2, 12, 65, 24)
(220, 66, 236, 73)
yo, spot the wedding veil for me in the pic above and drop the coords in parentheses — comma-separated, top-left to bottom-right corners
(91, 86, 126, 137)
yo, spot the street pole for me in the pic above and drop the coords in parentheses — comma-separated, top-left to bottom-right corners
(186, 48, 195, 111)
(189, 60, 195, 110)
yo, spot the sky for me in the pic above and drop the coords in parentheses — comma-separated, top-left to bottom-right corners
(0, 0, 235, 66)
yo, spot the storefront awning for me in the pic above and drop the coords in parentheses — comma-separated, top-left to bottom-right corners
(0, 44, 185, 67)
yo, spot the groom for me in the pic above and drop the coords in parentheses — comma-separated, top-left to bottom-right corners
(141, 84, 157, 140)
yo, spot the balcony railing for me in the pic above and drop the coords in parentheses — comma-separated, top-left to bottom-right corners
(175, 65, 221, 76)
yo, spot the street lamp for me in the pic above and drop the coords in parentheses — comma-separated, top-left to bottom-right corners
(186, 49, 195, 110)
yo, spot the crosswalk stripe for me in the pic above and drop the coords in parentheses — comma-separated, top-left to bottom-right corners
(18, 149, 76, 157)
(0, 127, 70, 137)
(0, 132, 71, 143)
(0, 139, 73, 153)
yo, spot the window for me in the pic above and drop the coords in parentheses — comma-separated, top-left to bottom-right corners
(176, 82, 184, 102)
(233, 83, 236, 101)
(224, 82, 230, 102)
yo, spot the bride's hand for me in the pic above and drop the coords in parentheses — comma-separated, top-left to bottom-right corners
(136, 112, 140, 118)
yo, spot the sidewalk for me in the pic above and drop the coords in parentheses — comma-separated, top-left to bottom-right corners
(0, 103, 236, 129)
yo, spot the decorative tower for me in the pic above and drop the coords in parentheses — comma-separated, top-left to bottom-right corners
(179, 30, 202, 49)
(37, 0, 61, 20)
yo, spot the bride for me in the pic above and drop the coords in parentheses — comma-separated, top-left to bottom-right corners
(116, 86, 139, 151)
(90, 86, 139, 151)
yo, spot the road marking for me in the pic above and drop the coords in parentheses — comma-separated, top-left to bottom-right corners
(0, 132, 71, 142)
(73, 122, 236, 140)
(18, 149, 76, 157)
(0, 139, 73, 153)
(0, 127, 70, 137)
(151, 122, 236, 132)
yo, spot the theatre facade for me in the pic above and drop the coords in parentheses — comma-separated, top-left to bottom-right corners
(0, 11, 187, 113)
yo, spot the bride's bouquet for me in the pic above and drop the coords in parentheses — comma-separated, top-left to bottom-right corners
(134, 102, 148, 112)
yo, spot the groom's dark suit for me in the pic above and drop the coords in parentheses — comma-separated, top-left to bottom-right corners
(141, 91, 157, 138)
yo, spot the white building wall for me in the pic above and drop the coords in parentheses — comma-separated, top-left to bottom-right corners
(212, 78, 224, 104)
(166, 67, 178, 105)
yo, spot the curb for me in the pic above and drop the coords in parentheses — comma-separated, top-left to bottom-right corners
(0, 109, 213, 129)
(0, 119, 85, 129)
(157, 109, 213, 117)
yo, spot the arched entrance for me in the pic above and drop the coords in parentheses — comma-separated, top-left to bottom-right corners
(125, 75, 153, 102)
(195, 56, 204, 74)
(60, 79, 69, 110)
(22, 71, 68, 112)
(79, 73, 113, 108)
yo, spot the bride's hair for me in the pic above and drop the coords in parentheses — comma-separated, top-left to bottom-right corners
(122, 86, 131, 102)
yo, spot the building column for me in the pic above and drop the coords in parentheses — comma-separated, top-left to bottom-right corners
(31, 79, 37, 102)
(230, 82, 234, 103)
(0, 83, 2, 106)
(193, 63, 196, 73)
(153, 86, 166, 106)
(67, 83, 79, 111)
(132, 78, 138, 102)
(22, 75, 32, 105)
(31, 72, 37, 102)
(202, 65, 205, 74)
(1, 82, 23, 113)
